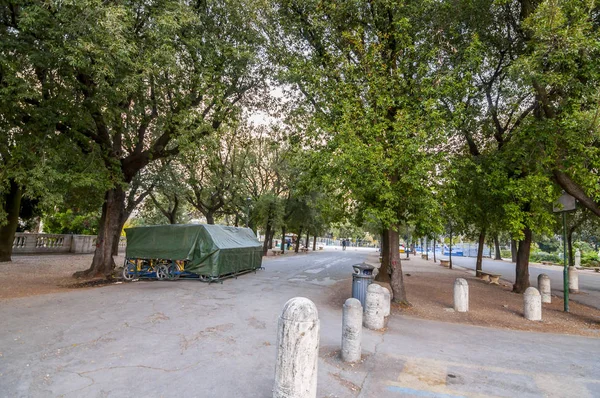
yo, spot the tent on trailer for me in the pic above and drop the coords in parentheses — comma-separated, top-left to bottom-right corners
(125, 224, 263, 279)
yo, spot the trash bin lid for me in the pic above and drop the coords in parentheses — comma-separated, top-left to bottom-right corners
(352, 263, 375, 275)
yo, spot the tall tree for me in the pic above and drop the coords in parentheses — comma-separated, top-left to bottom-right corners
(2, 1, 267, 276)
(271, 0, 444, 303)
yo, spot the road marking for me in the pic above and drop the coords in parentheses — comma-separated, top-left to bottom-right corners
(304, 268, 324, 274)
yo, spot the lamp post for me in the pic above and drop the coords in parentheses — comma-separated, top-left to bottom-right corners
(553, 192, 577, 312)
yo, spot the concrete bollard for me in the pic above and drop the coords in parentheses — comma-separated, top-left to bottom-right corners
(364, 284, 385, 330)
(382, 287, 391, 317)
(523, 287, 542, 321)
(341, 298, 362, 363)
(568, 267, 579, 294)
(537, 274, 551, 303)
(273, 297, 320, 398)
(575, 249, 581, 267)
(453, 278, 469, 312)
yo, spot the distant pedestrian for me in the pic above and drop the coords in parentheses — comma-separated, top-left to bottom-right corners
(342, 239, 347, 251)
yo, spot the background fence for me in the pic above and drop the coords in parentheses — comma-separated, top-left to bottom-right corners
(12, 233, 126, 255)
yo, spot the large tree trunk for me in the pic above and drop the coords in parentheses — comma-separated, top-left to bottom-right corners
(494, 234, 501, 260)
(513, 228, 532, 293)
(205, 211, 215, 225)
(449, 228, 453, 269)
(433, 238, 436, 263)
(262, 225, 272, 256)
(389, 226, 407, 304)
(313, 235, 317, 251)
(376, 229, 391, 283)
(111, 207, 129, 257)
(75, 187, 126, 278)
(0, 180, 23, 262)
(567, 226, 575, 267)
(295, 227, 302, 253)
(262, 212, 273, 256)
(476, 228, 486, 276)
(511, 240, 518, 263)
(281, 226, 286, 254)
(305, 231, 309, 248)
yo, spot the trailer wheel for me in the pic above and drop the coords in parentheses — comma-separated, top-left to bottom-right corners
(156, 264, 169, 281)
(123, 263, 136, 282)
(167, 264, 180, 281)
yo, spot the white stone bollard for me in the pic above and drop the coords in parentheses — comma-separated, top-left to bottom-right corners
(341, 298, 362, 363)
(273, 297, 320, 398)
(575, 249, 581, 268)
(568, 267, 579, 293)
(364, 284, 385, 330)
(453, 278, 469, 312)
(537, 274, 551, 304)
(523, 287, 542, 321)
(382, 287, 391, 317)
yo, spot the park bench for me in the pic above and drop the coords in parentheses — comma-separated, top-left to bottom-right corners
(421, 254, 428, 259)
(440, 260, 450, 267)
(272, 250, 284, 256)
(477, 270, 501, 285)
(300, 247, 309, 253)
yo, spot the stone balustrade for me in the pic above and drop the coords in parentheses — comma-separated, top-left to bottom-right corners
(12, 233, 126, 255)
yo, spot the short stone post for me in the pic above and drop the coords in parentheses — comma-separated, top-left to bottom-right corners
(537, 274, 551, 304)
(574, 249, 581, 268)
(453, 278, 469, 313)
(381, 287, 391, 317)
(273, 297, 320, 398)
(568, 267, 579, 294)
(523, 287, 542, 321)
(341, 298, 362, 363)
(364, 284, 385, 330)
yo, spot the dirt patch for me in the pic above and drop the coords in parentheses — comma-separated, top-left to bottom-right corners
(368, 254, 600, 338)
(0, 254, 125, 300)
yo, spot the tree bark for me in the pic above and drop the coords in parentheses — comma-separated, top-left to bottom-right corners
(433, 238, 436, 263)
(476, 228, 486, 276)
(262, 223, 272, 256)
(449, 228, 453, 269)
(205, 211, 215, 225)
(494, 234, 501, 260)
(74, 186, 126, 278)
(0, 180, 23, 262)
(281, 226, 286, 254)
(513, 227, 532, 293)
(312, 235, 317, 251)
(295, 227, 302, 253)
(389, 226, 407, 304)
(305, 231, 309, 248)
(376, 228, 391, 283)
(262, 209, 273, 255)
(567, 226, 575, 267)
(511, 240, 518, 263)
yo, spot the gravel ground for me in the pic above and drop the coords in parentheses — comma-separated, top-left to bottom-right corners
(365, 254, 600, 338)
(0, 254, 126, 300)
(0, 252, 297, 300)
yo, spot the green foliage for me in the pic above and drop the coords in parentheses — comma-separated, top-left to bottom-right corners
(529, 251, 561, 264)
(44, 210, 100, 235)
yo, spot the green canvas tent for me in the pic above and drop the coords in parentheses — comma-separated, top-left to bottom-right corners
(125, 224, 263, 278)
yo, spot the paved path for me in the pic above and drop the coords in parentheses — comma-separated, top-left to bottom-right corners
(444, 256, 600, 309)
(0, 249, 598, 397)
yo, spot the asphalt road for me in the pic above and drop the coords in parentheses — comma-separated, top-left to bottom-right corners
(1, 249, 598, 398)
(445, 255, 600, 309)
